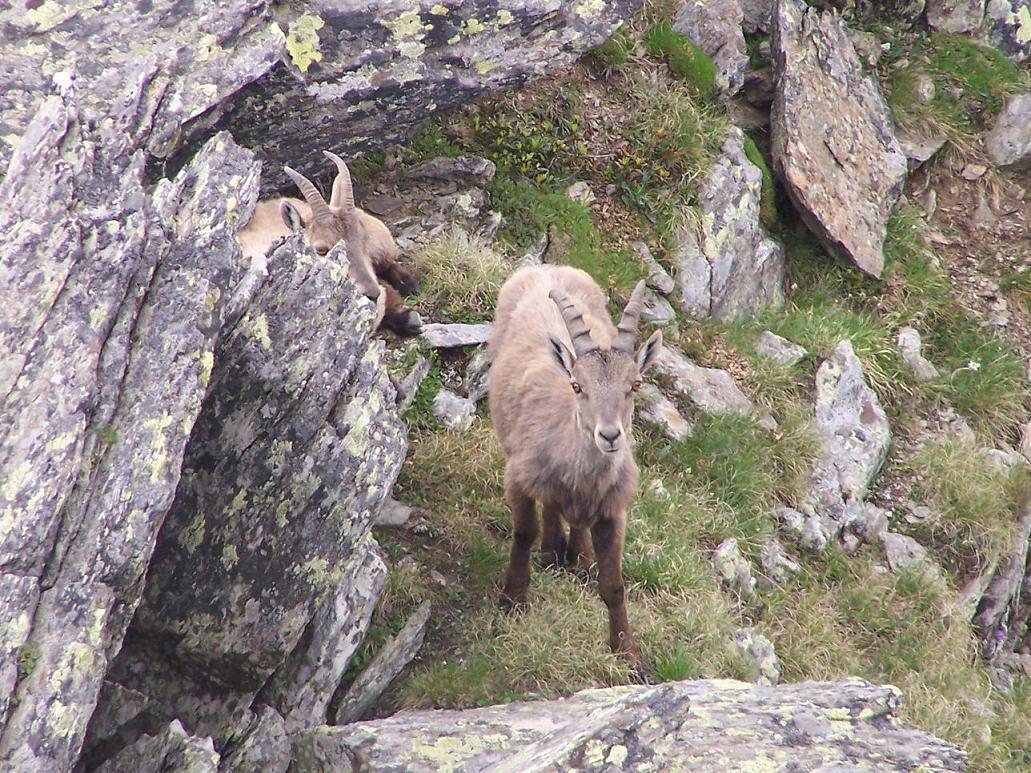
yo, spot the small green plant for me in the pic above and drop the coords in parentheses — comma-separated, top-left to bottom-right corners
(412, 230, 512, 322)
(590, 24, 632, 70)
(742, 133, 777, 229)
(402, 362, 444, 432)
(17, 644, 39, 679)
(644, 21, 717, 95)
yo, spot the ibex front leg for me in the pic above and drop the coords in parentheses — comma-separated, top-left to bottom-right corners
(500, 480, 538, 611)
(592, 514, 649, 682)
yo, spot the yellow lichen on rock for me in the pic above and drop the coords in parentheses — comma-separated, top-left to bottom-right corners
(286, 13, 325, 73)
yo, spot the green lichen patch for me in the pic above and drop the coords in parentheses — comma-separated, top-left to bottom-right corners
(285, 13, 325, 73)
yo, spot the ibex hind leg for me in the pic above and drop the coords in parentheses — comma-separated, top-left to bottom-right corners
(500, 483, 538, 612)
(539, 502, 568, 569)
(568, 526, 595, 580)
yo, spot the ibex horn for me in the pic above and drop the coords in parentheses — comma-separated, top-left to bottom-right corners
(549, 288, 599, 358)
(283, 165, 334, 225)
(323, 151, 356, 215)
(614, 280, 648, 353)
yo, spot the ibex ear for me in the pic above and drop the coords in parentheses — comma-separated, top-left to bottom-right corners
(636, 330, 662, 374)
(548, 333, 576, 377)
(281, 200, 305, 232)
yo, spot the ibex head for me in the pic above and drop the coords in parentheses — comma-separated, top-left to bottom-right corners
(548, 280, 662, 455)
(281, 152, 380, 301)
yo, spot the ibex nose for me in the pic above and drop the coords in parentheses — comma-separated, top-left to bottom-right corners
(314, 245, 329, 256)
(598, 426, 622, 449)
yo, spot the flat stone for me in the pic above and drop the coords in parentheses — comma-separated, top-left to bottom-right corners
(396, 354, 432, 412)
(633, 241, 676, 296)
(565, 180, 596, 206)
(771, 0, 908, 278)
(96, 720, 219, 773)
(404, 155, 497, 186)
(983, 1, 1031, 62)
(927, 0, 985, 33)
(641, 288, 677, 325)
(432, 389, 476, 432)
(759, 537, 802, 585)
(897, 128, 947, 166)
(637, 383, 693, 441)
(464, 347, 492, 403)
(653, 346, 777, 430)
(755, 331, 807, 366)
(421, 323, 492, 348)
(776, 505, 829, 553)
(374, 498, 415, 528)
(882, 532, 943, 581)
(897, 326, 939, 382)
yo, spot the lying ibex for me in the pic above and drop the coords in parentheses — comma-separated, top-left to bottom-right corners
(236, 152, 421, 336)
(487, 265, 662, 677)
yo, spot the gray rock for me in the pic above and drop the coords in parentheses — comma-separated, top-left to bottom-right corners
(565, 180, 597, 206)
(432, 389, 476, 432)
(771, 0, 908, 278)
(850, 502, 891, 544)
(465, 347, 492, 403)
(985, 93, 1031, 170)
(714, 538, 757, 598)
(218, 706, 290, 773)
(927, 0, 985, 33)
(759, 537, 802, 584)
(421, 322, 493, 348)
(405, 155, 496, 186)
(741, 0, 773, 33)
(260, 538, 390, 732)
(673, 0, 749, 94)
(518, 232, 550, 269)
(97, 720, 218, 773)
(807, 340, 892, 519)
(981, 447, 1025, 472)
(897, 128, 948, 167)
(642, 288, 677, 325)
(653, 346, 778, 430)
(634, 241, 676, 296)
(478, 210, 504, 244)
(397, 354, 432, 412)
(897, 326, 940, 382)
(676, 127, 785, 321)
(296, 678, 966, 770)
(972, 504, 1031, 657)
(984, 1, 1031, 62)
(637, 383, 694, 441)
(849, 28, 884, 67)
(333, 601, 432, 725)
(882, 532, 943, 581)
(1018, 421, 1031, 462)
(374, 498, 416, 528)
(743, 67, 777, 108)
(733, 628, 781, 686)
(776, 505, 829, 552)
(755, 330, 808, 366)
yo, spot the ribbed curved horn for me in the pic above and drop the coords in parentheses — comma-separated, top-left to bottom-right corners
(614, 280, 647, 353)
(549, 288, 598, 358)
(323, 151, 355, 214)
(283, 165, 334, 224)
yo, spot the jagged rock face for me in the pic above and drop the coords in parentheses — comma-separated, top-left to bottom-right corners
(675, 127, 784, 321)
(0, 1, 640, 188)
(771, 0, 907, 278)
(292, 678, 966, 771)
(673, 0, 749, 94)
(984, 0, 1031, 62)
(985, 93, 1031, 169)
(927, 0, 986, 33)
(0, 81, 257, 768)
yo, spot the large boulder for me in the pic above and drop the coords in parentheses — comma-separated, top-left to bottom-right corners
(926, 0, 986, 33)
(0, 1, 640, 190)
(675, 127, 784, 321)
(771, 0, 907, 278)
(985, 92, 1031, 169)
(984, 1, 1031, 62)
(292, 678, 966, 770)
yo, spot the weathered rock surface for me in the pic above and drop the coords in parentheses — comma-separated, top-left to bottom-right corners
(673, 0, 749, 94)
(760, 537, 802, 584)
(641, 288, 678, 325)
(882, 532, 943, 581)
(294, 678, 966, 771)
(771, 0, 907, 278)
(0, 2, 640, 188)
(985, 92, 1031, 169)
(755, 330, 808, 366)
(332, 601, 432, 725)
(741, 0, 774, 33)
(898, 326, 940, 382)
(637, 384, 694, 441)
(634, 241, 676, 296)
(218, 706, 291, 773)
(374, 498, 416, 528)
(676, 127, 784, 321)
(432, 389, 477, 431)
(405, 155, 496, 186)
(422, 322, 493, 348)
(653, 346, 777, 430)
(464, 348, 492, 403)
(897, 127, 948, 167)
(97, 720, 219, 773)
(714, 538, 758, 598)
(973, 504, 1031, 658)
(734, 628, 782, 686)
(984, 0, 1031, 62)
(927, 0, 986, 33)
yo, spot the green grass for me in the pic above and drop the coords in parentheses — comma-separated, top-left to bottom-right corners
(589, 23, 632, 70)
(742, 133, 777, 229)
(644, 20, 717, 95)
(401, 361, 444, 432)
(412, 230, 512, 322)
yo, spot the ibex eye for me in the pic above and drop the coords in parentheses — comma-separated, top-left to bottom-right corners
(571, 382, 582, 394)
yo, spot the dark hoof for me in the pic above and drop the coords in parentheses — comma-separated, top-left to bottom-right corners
(379, 309, 422, 338)
(499, 592, 527, 613)
(629, 660, 653, 685)
(397, 275, 420, 297)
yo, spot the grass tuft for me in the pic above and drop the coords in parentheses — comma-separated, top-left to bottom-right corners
(644, 20, 717, 95)
(412, 230, 512, 322)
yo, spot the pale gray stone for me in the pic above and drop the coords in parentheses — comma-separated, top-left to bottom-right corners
(432, 389, 476, 432)
(882, 532, 943, 581)
(405, 155, 496, 186)
(642, 288, 677, 325)
(927, 0, 986, 33)
(218, 706, 290, 773)
(776, 505, 829, 553)
(464, 347, 492, 404)
(771, 0, 908, 278)
(714, 538, 757, 598)
(397, 354, 432, 412)
(97, 720, 218, 773)
(673, 0, 749, 94)
(759, 537, 802, 585)
(637, 383, 693, 441)
(897, 128, 948, 166)
(565, 180, 596, 206)
(897, 326, 940, 382)
(983, 1, 1031, 62)
(755, 331, 807, 366)
(734, 628, 781, 686)
(422, 323, 493, 348)
(634, 241, 676, 296)
(985, 93, 1031, 170)
(374, 498, 415, 528)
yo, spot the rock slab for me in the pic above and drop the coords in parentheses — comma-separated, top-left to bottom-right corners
(771, 0, 907, 278)
(985, 92, 1031, 170)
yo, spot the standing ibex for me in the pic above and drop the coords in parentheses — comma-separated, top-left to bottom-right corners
(487, 265, 662, 678)
(236, 152, 421, 336)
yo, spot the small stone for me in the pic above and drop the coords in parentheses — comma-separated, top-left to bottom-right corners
(565, 181, 596, 206)
(896, 129, 947, 166)
(897, 326, 939, 382)
(733, 628, 781, 686)
(755, 331, 808, 366)
(405, 155, 496, 185)
(641, 288, 676, 325)
(432, 389, 476, 432)
(713, 538, 757, 598)
(981, 447, 1024, 472)
(464, 347, 492, 403)
(673, 0, 748, 94)
(985, 94, 1031, 170)
(479, 211, 503, 244)
(374, 498, 415, 528)
(926, 0, 985, 34)
(849, 29, 882, 66)
(518, 232, 549, 268)
(633, 241, 676, 296)
(918, 188, 937, 218)
(759, 537, 801, 585)
(961, 162, 988, 181)
(421, 323, 492, 348)
(397, 354, 432, 412)
(1018, 421, 1031, 463)
(647, 478, 672, 501)
(882, 532, 942, 581)
(637, 383, 693, 441)
(912, 71, 936, 103)
(776, 505, 829, 553)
